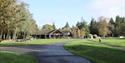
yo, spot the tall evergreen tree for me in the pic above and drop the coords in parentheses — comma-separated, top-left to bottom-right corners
(108, 18, 115, 36)
(52, 22, 56, 30)
(62, 22, 71, 32)
(89, 18, 98, 35)
(114, 16, 123, 36)
(119, 17, 125, 36)
(64, 22, 70, 28)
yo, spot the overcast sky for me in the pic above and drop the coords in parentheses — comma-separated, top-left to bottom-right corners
(23, 0, 125, 28)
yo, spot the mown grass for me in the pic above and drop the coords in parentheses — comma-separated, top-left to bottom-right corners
(103, 38, 125, 47)
(0, 39, 65, 46)
(90, 38, 125, 48)
(0, 51, 37, 63)
(65, 38, 125, 63)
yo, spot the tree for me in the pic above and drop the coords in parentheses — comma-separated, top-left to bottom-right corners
(0, 0, 20, 39)
(65, 22, 70, 28)
(41, 24, 55, 34)
(62, 22, 71, 32)
(0, 0, 38, 39)
(89, 18, 98, 35)
(98, 17, 109, 37)
(118, 17, 125, 36)
(108, 18, 115, 36)
(52, 22, 56, 30)
(12, 2, 39, 39)
(76, 17, 89, 38)
(16, 3, 38, 38)
(114, 16, 125, 36)
(71, 26, 81, 38)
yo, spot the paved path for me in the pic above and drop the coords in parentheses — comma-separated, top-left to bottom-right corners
(0, 42, 91, 63)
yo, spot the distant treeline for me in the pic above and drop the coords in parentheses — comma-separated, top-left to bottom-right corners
(39, 16, 125, 38)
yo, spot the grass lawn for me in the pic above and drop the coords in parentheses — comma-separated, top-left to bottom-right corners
(102, 38, 125, 47)
(90, 38, 125, 48)
(65, 38, 125, 63)
(0, 51, 37, 63)
(0, 39, 66, 46)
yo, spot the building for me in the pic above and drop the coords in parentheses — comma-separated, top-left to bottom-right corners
(32, 30, 72, 39)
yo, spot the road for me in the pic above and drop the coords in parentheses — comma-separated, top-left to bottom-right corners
(0, 42, 91, 63)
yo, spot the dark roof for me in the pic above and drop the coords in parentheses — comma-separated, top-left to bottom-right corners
(48, 30, 63, 35)
(36, 30, 71, 35)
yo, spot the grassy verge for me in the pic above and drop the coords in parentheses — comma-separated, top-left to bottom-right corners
(0, 39, 65, 46)
(90, 38, 125, 48)
(65, 39, 125, 63)
(0, 51, 37, 63)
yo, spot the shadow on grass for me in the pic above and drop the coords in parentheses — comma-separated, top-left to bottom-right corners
(65, 45, 125, 63)
(0, 51, 37, 63)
